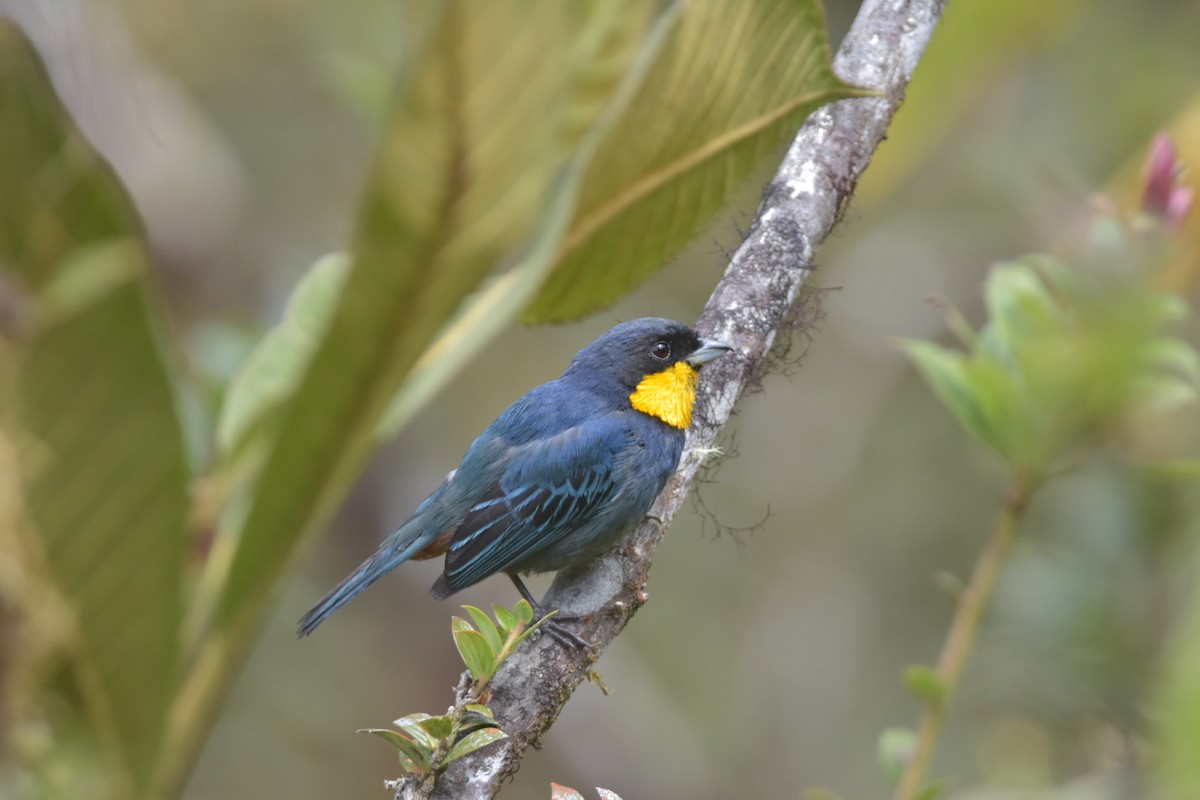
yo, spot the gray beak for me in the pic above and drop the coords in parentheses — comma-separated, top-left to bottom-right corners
(686, 338, 734, 367)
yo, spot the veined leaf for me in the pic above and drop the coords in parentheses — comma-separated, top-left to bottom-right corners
(513, 598, 535, 625)
(464, 605, 504, 655)
(491, 603, 518, 633)
(361, 728, 431, 772)
(0, 25, 132, 284)
(393, 713, 440, 752)
(453, 620, 498, 682)
(979, 261, 1060, 366)
(1144, 336, 1200, 385)
(215, 253, 349, 458)
(523, 0, 863, 322)
(899, 340, 996, 452)
(416, 714, 454, 741)
(0, 23, 189, 794)
(444, 727, 506, 764)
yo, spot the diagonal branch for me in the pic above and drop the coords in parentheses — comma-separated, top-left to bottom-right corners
(419, 1, 946, 797)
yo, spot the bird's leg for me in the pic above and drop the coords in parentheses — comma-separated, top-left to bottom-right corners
(508, 574, 593, 651)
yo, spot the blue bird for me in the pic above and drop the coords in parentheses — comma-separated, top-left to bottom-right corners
(297, 318, 731, 638)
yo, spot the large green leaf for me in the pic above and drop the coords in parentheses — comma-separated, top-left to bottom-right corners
(0, 23, 189, 796)
(0, 25, 133, 285)
(523, 0, 862, 322)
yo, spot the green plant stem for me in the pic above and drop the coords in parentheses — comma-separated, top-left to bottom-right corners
(892, 480, 1032, 800)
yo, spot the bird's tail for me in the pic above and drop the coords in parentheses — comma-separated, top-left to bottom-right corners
(296, 535, 430, 637)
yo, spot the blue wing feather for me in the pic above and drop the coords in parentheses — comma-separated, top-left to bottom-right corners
(435, 420, 624, 595)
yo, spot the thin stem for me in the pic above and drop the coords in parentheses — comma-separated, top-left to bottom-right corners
(892, 480, 1033, 800)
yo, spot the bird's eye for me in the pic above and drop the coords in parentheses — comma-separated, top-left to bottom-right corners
(650, 341, 671, 360)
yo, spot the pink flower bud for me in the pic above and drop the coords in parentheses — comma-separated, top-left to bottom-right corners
(1141, 133, 1193, 231)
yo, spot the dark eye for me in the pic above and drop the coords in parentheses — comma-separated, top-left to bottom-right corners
(650, 341, 671, 360)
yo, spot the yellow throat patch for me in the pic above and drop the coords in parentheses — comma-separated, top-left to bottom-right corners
(628, 361, 699, 429)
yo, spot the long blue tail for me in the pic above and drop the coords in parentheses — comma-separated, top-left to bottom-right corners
(296, 535, 430, 637)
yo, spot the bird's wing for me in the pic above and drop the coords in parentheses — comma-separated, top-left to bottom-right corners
(437, 416, 626, 593)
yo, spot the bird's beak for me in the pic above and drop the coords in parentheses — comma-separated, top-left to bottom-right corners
(686, 338, 734, 367)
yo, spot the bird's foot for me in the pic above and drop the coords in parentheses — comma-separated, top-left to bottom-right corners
(533, 606, 595, 652)
(510, 574, 596, 652)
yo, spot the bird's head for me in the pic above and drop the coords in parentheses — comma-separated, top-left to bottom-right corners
(565, 318, 733, 429)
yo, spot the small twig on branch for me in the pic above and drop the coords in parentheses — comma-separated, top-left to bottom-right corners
(423, 1, 946, 797)
(892, 482, 1031, 800)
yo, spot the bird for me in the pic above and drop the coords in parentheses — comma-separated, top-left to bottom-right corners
(297, 318, 732, 638)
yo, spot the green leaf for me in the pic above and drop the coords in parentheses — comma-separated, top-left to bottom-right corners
(464, 605, 504, 655)
(0, 24, 132, 281)
(980, 261, 1061, 365)
(36, 244, 143, 324)
(491, 603, 519, 634)
(1134, 374, 1199, 414)
(444, 727, 507, 764)
(1144, 335, 1200, 385)
(959, 357, 1024, 460)
(878, 727, 917, 784)
(523, 0, 864, 322)
(15, 246, 189, 794)
(453, 620, 498, 682)
(416, 714, 454, 741)
(901, 337, 1030, 464)
(463, 703, 497, 722)
(360, 728, 430, 772)
(513, 598, 536, 625)
(909, 253, 1200, 479)
(215, 253, 349, 457)
(392, 713, 440, 752)
(0, 25, 189, 795)
(903, 665, 947, 703)
(900, 340, 991, 444)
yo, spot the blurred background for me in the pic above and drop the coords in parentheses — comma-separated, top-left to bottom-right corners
(6, 0, 1200, 797)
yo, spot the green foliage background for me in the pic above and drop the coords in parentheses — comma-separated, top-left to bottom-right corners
(2, 0, 1199, 799)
